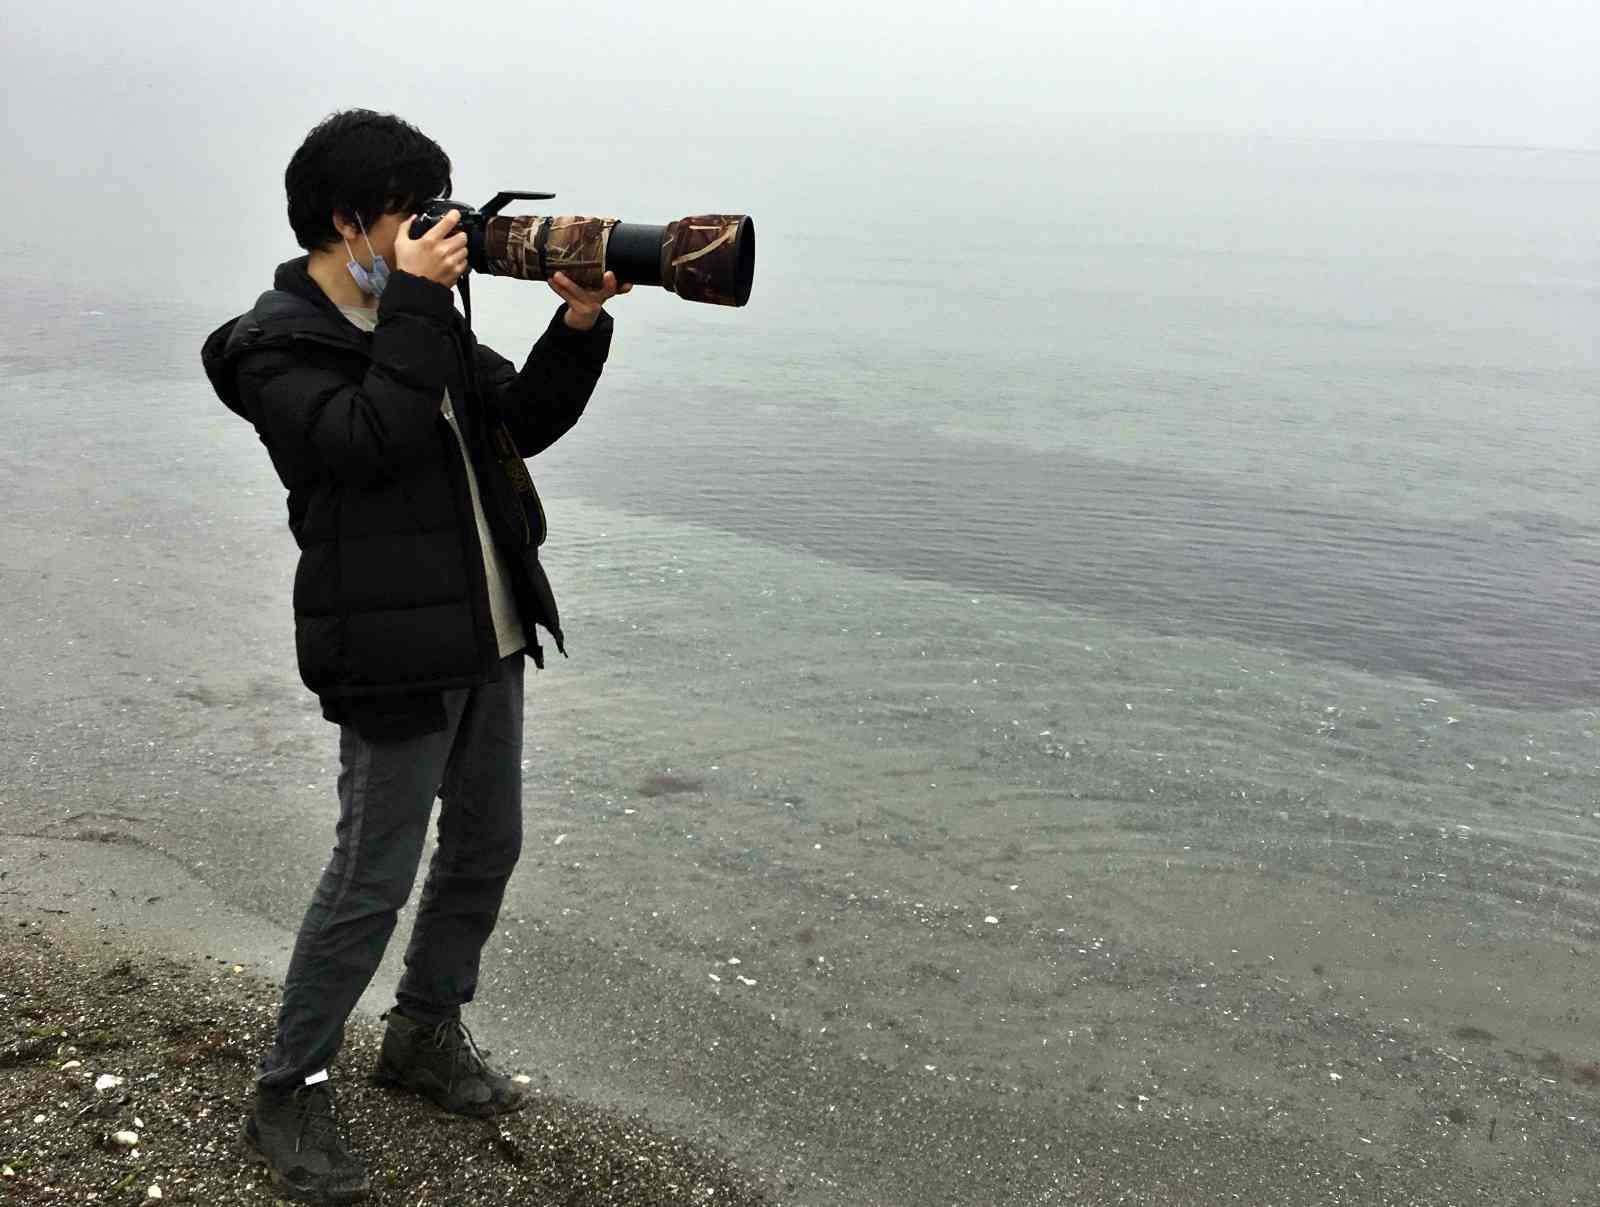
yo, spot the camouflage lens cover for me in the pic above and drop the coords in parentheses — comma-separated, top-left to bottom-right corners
(479, 211, 754, 306)
(660, 215, 754, 307)
(483, 215, 618, 290)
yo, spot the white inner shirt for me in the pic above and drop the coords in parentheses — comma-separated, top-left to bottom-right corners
(339, 305, 525, 658)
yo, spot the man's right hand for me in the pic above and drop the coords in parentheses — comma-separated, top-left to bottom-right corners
(395, 208, 469, 289)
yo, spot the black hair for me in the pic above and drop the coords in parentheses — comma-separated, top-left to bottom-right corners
(284, 109, 452, 251)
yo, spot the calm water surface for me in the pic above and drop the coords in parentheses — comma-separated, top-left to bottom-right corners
(5, 130, 1600, 1203)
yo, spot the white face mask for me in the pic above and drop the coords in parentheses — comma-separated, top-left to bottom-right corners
(342, 214, 390, 298)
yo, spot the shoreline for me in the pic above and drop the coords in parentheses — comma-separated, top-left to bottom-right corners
(0, 902, 781, 1207)
(5, 832, 1600, 1205)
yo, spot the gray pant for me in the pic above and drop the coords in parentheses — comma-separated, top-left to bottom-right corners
(258, 655, 525, 1091)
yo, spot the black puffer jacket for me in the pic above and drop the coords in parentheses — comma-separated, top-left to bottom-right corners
(201, 257, 611, 731)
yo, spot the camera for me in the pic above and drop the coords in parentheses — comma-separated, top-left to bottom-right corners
(411, 192, 754, 307)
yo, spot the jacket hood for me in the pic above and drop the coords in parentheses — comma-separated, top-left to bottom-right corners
(200, 256, 367, 421)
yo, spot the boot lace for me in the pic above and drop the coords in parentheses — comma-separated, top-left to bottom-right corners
(291, 1084, 348, 1156)
(429, 1018, 495, 1090)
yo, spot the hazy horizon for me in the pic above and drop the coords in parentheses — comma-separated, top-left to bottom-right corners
(9, 0, 1600, 147)
(5, 0, 1598, 311)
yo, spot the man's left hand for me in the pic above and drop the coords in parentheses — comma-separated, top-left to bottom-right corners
(551, 271, 631, 331)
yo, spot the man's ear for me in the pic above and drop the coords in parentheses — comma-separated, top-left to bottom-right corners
(330, 211, 361, 243)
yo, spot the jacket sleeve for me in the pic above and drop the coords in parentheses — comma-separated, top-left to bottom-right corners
(475, 304, 613, 458)
(238, 272, 458, 486)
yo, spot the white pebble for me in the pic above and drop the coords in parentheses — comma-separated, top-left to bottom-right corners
(553, 833, 567, 845)
(512, 1074, 532, 1085)
(736, 976, 758, 986)
(726, 957, 741, 965)
(984, 916, 999, 925)
(33, 1114, 46, 1124)
(1329, 1072, 1343, 1082)
(95, 1074, 124, 1092)
(111, 1131, 140, 1149)
(134, 1118, 145, 1129)
(708, 973, 721, 982)
(60, 1060, 82, 1071)
(147, 1186, 163, 1200)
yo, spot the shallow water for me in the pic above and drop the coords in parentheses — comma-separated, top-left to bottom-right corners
(4, 132, 1599, 1202)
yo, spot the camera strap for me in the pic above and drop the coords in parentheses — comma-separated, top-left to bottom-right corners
(456, 272, 474, 333)
(447, 271, 544, 547)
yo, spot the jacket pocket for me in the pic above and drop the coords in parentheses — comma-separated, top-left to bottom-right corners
(492, 423, 546, 546)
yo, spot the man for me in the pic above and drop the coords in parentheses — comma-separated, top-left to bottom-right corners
(201, 109, 626, 1204)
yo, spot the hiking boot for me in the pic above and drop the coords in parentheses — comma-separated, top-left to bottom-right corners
(370, 1010, 527, 1117)
(242, 1079, 369, 1204)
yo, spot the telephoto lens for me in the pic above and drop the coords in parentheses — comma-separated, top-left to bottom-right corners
(412, 196, 754, 307)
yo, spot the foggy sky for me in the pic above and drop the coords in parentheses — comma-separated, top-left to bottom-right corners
(3, 0, 1596, 306)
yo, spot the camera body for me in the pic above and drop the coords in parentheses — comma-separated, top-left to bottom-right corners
(410, 196, 496, 272)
